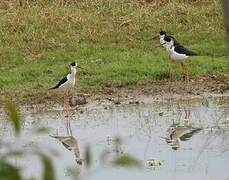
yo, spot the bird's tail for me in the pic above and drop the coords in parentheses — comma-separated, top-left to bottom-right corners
(49, 86, 58, 90)
(49, 135, 58, 138)
(75, 158, 83, 165)
(49, 135, 67, 140)
(190, 51, 198, 56)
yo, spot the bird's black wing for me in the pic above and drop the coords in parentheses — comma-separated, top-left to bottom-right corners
(167, 35, 180, 46)
(62, 142, 72, 151)
(49, 76, 68, 89)
(180, 128, 202, 141)
(174, 45, 197, 56)
(179, 133, 193, 141)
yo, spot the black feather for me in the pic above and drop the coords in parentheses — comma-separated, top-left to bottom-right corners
(62, 142, 72, 150)
(163, 35, 171, 42)
(174, 45, 197, 56)
(76, 160, 82, 165)
(160, 30, 179, 45)
(180, 128, 201, 141)
(49, 76, 68, 89)
(167, 35, 180, 46)
(159, 30, 166, 35)
(163, 35, 180, 46)
(70, 62, 76, 66)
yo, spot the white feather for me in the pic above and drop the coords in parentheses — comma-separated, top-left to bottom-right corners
(169, 46, 188, 61)
(159, 34, 166, 47)
(58, 68, 76, 90)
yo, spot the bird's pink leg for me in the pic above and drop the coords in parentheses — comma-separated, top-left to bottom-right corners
(67, 92, 73, 135)
(68, 117, 73, 136)
(64, 91, 73, 135)
(64, 92, 69, 135)
(63, 94, 67, 116)
(184, 108, 188, 119)
(64, 91, 70, 118)
(181, 62, 189, 82)
(188, 109, 191, 119)
(67, 91, 70, 116)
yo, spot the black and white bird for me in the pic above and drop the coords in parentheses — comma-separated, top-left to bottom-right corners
(50, 135, 83, 165)
(50, 62, 77, 91)
(50, 62, 80, 116)
(159, 30, 180, 49)
(162, 35, 197, 80)
(164, 123, 202, 150)
(163, 36, 197, 60)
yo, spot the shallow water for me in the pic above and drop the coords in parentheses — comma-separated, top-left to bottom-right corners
(0, 97, 229, 180)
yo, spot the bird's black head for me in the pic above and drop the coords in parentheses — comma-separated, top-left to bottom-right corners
(70, 62, 76, 67)
(76, 160, 83, 165)
(164, 36, 171, 42)
(172, 146, 179, 150)
(159, 31, 166, 35)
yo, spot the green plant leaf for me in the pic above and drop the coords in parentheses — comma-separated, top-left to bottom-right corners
(159, 112, 164, 116)
(4, 100, 21, 135)
(5, 150, 24, 158)
(0, 160, 22, 180)
(111, 154, 141, 168)
(39, 154, 55, 180)
(84, 145, 92, 168)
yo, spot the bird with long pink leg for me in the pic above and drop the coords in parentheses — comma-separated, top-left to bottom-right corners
(50, 62, 82, 134)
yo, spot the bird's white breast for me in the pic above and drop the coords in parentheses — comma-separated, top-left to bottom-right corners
(59, 73, 75, 90)
(160, 35, 166, 46)
(169, 48, 188, 61)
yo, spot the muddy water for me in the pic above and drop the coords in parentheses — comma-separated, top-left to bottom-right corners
(0, 97, 229, 180)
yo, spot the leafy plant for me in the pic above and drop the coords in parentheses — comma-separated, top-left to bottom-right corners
(39, 154, 55, 180)
(0, 99, 55, 180)
(111, 154, 141, 168)
(4, 99, 21, 135)
(84, 145, 92, 168)
(0, 161, 22, 180)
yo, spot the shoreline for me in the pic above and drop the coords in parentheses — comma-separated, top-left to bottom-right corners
(1, 78, 228, 115)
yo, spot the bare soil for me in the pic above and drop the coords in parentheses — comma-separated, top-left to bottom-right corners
(2, 75, 227, 115)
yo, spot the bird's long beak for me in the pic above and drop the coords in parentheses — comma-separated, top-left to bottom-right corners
(156, 42, 166, 47)
(78, 66, 84, 70)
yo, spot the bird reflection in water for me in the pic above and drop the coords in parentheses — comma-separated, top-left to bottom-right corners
(50, 115, 82, 165)
(50, 135, 83, 165)
(164, 123, 202, 150)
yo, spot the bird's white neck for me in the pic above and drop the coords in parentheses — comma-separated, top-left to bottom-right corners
(164, 43, 171, 52)
(170, 46, 175, 53)
(160, 35, 165, 45)
(70, 67, 76, 75)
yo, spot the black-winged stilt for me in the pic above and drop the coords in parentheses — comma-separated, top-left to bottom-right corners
(162, 35, 197, 80)
(159, 30, 180, 49)
(50, 135, 82, 165)
(50, 62, 77, 91)
(50, 62, 79, 117)
(164, 123, 202, 150)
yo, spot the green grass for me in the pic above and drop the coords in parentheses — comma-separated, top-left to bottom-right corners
(0, 0, 228, 99)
